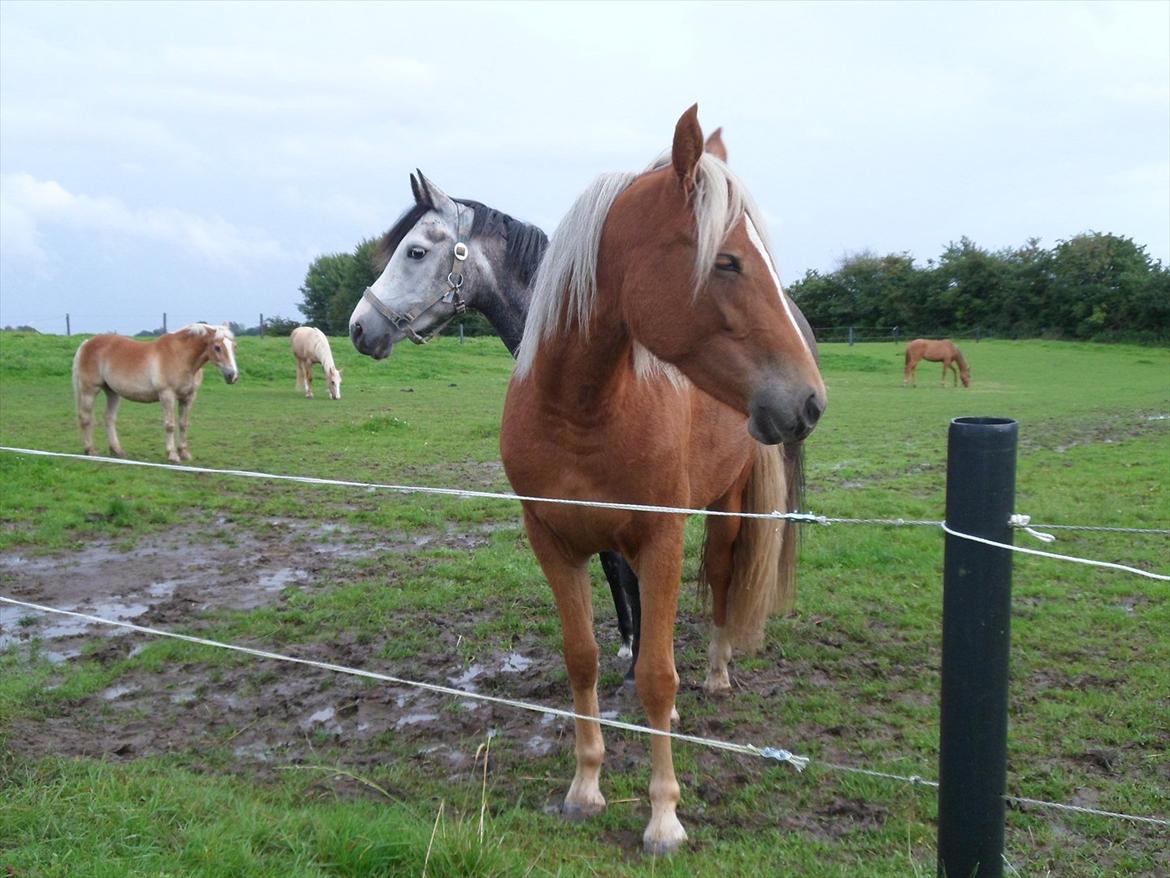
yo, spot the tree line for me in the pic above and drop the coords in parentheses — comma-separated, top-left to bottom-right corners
(294, 230, 1168, 342)
(787, 232, 1168, 342)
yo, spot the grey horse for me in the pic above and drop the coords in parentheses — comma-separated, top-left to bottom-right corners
(349, 172, 642, 680)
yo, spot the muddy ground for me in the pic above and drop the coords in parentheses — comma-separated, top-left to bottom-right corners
(0, 518, 902, 844)
(1, 517, 1165, 866)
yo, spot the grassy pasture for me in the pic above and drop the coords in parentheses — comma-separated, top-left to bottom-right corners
(0, 331, 1167, 877)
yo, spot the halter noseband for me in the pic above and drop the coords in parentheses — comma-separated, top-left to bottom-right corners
(361, 204, 471, 345)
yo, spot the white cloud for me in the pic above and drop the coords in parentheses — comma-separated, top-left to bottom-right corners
(0, 173, 290, 268)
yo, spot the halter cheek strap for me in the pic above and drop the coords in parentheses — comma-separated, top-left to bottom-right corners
(361, 205, 471, 345)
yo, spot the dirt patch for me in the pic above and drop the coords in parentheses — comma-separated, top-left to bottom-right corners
(0, 517, 495, 662)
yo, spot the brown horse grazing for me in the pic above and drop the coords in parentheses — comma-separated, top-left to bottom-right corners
(903, 337, 970, 387)
(290, 326, 342, 400)
(73, 323, 239, 463)
(500, 106, 826, 854)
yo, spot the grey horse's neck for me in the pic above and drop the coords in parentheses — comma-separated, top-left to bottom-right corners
(475, 282, 530, 356)
(458, 200, 546, 358)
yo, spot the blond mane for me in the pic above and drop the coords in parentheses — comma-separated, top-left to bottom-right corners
(178, 323, 235, 341)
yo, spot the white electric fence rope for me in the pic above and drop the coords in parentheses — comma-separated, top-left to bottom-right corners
(2, 594, 1167, 828)
(941, 523, 1170, 582)
(2, 447, 1167, 580)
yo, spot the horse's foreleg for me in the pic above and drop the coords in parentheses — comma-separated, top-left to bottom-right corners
(102, 389, 124, 457)
(177, 395, 194, 460)
(159, 391, 180, 463)
(304, 362, 314, 398)
(632, 533, 688, 855)
(941, 360, 950, 387)
(77, 386, 98, 455)
(527, 513, 606, 820)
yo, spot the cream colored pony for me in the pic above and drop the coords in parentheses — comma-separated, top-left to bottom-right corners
(290, 326, 342, 400)
(72, 323, 239, 463)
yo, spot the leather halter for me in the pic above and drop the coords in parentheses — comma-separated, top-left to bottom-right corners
(361, 204, 471, 345)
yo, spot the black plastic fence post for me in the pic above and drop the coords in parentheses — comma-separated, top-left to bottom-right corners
(938, 417, 1018, 878)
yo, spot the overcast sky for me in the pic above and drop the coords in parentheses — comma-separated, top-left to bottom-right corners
(1, 1, 1167, 335)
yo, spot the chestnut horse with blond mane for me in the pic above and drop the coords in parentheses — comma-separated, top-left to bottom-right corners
(500, 106, 826, 854)
(73, 323, 239, 463)
(903, 337, 970, 387)
(290, 326, 342, 400)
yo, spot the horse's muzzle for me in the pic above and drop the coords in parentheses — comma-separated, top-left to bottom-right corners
(350, 318, 394, 360)
(747, 384, 824, 444)
(223, 369, 239, 385)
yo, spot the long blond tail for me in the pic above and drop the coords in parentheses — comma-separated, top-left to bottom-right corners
(721, 442, 794, 652)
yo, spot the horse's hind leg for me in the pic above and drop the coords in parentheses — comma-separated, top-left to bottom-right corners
(159, 390, 181, 463)
(102, 389, 125, 457)
(77, 386, 98, 455)
(527, 515, 606, 819)
(177, 395, 194, 460)
(700, 471, 749, 694)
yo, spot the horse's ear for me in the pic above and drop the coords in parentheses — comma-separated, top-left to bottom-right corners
(414, 170, 458, 216)
(671, 104, 704, 193)
(410, 172, 428, 206)
(704, 127, 727, 162)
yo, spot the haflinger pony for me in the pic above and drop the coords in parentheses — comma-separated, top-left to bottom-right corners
(290, 325, 342, 400)
(903, 337, 970, 387)
(73, 323, 239, 464)
(500, 105, 826, 854)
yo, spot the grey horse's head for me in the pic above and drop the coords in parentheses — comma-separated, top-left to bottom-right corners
(349, 172, 484, 359)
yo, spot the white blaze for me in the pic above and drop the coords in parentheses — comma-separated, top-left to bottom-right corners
(744, 215, 813, 359)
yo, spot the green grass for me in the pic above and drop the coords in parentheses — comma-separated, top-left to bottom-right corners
(1, 332, 1168, 876)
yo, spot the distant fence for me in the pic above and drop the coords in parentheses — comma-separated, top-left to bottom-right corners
(811, 326, 993, 345)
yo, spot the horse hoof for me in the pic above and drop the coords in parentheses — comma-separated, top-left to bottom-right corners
(562, 799, 606, 822)
(110, 449, 126, 459)
(671, 705, 680, 724)
(643, 837, 686, 857)
(180, 451, 192, 461)
(704, 674, 732, 695)
(643, 821, 687, 856)
(617, 643, 633, 659)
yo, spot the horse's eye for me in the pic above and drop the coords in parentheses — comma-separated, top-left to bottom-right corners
(214, 344, 221, 352)
(715, 254, 742, 274)
(408, 246, 427, 260)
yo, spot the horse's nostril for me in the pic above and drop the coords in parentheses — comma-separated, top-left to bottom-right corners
(803, 392, 824, 427)
(351, 322, 363, 342)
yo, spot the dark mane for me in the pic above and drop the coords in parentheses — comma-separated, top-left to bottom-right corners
(372, 198, 548, 284)
(455, 199, 549, 286)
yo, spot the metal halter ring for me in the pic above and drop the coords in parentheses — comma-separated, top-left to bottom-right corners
(448, 272, 464, 288)
(453, 242, 469, 261)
